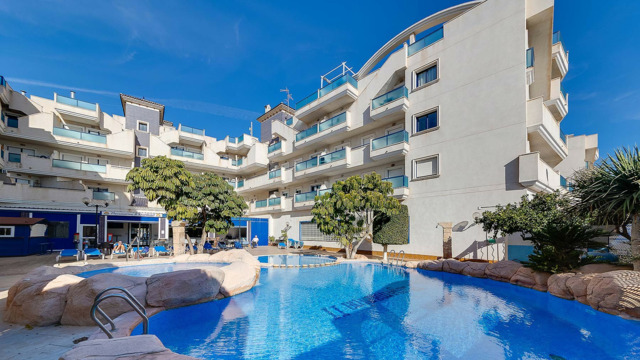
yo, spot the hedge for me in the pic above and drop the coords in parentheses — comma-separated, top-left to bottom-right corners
(373, 204, 409, 245)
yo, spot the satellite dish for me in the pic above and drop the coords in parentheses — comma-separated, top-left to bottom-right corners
(472, 212, 481, 220)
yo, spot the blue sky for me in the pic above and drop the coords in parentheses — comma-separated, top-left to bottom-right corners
(0, 0, 637, 158)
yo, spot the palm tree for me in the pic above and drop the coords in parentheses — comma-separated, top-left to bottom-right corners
(571, 146, 640, 270)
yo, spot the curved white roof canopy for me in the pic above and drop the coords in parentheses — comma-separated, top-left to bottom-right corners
(355, 1, 483, 80)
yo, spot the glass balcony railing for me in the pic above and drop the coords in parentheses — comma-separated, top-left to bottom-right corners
(318, 148, 346, 165)
(180, 125, 204, 136)
(318, 188, 332, 196)
(268, 168, 281, 179)
(382, 175, 409, 189)
(268, 197, 281, 206)
(296, 124, 318, 142)
(371, 131, 409, 151)
(56, 95, 97, 111)
(560, 84, 568, 101)
(560, 129, 567, 145)
(171, 148, 204, 160)
(53, 127, 107, 144)
(371, 87, 409, 110)
(52, 159, 106, 173)
(560, 175, 568, 189)
(318, 112, 347, 132)
(255, 199, 268, 208)
(237, 179, 244, 188)
(92, 191, 115, 201)
(268, 141, 282, 153)
(553, 31, 568, 57)
(295, 157, 318, 172)
(295, 191, 317, 203)
(526, 47, 535, 68)
(232, 158, 244, 167)
(296, 74, 358, 109)
(408, 25, 444, 56)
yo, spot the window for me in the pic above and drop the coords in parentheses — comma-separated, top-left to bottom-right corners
(138, 121, 149, 132)
(7, 116, 18, 128)
(8, 153, 21, 163)
(286, 118, 293, 126)
(300, 222, 335, 242)
(15, 178, 30, 185)
(137, 147, 148, 157)
(87, 157, 109, 165)
(46, 221, 69, 238)
(310, 184, 321, 192)
(414, 110, 438, 133)
(413, 155, 439, 179)
(7, 147, 35, 163)
(61, 153, 82, 162)
(415, 64, 438, 88)
(0, 226, 15, 237)
(282, 191, 289, 198)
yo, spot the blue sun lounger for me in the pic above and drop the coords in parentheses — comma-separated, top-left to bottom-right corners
(111, 243, 128, 259)
(153, 246, 172, 257)
(56, 249, 80, 263)
(83, 248, 104, 261)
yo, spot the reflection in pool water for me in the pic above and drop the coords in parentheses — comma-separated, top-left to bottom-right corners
(257, 254, 337, 266)
(134, 264, 640, 359)
(77, 262, 229, 278)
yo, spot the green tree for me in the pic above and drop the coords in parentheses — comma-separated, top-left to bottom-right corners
(571, 146, 640, 269)
(126, 156, 197, 252)
(311, 173, 401, 259)
(373, 204, 409, 261)
(183, 172, 248, 252)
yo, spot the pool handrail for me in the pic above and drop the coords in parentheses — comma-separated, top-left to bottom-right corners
(91, 287, 148, 339)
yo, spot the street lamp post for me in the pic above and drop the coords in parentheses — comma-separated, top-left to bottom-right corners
(82, 197, 110, 249)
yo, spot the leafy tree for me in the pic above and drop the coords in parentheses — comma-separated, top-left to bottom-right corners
(373, 204, 409, 261)
(182, 172, 247, 252)
(311, 173, 401, 259)
(527, 218, 603, 273)
(126, 156, 197, 252)
(570, 146, 640, 269)
(475, 192, 569, 240)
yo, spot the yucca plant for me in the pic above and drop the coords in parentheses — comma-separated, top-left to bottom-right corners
(571, 146, 640, 270)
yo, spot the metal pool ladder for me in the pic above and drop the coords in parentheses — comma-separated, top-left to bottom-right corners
(387, 250, 406, 266)
(90, 287, 148, 339)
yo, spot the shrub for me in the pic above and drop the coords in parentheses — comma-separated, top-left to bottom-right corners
(373, 205, 409, 257)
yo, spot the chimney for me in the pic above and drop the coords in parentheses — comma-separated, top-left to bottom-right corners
(70, 91, 76, 99)
(20, 90, 26, 96)
(264, 104, 271, 113)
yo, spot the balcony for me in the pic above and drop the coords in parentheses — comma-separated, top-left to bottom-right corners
(93, 191, 115, 201)
(268, 141, 282, 154)
(518, 152, 562, 193)
(370, 87, 409, 122)
(170, 147, 204, 160)
(294, 112, 350, 148)
(3, 155, 129, 183)
(54, 94, 100, 124)
(544, 78, 569, 121)
(0, 75, 10, 105)
(236, 167, 288, 193)
(295, 74, 358, 123)
(526, 98, 568, 166)
(382, 175, 410, 199)
(407, 25, 443, 56)
(250, 196, 287, 214)
(295, 148, 349, 179)
(370, 131, 410, 160)
(53, 127, 106, 144)
(551, 31, 569, 79)
(225, 134, 257, 154)
(178, 124, 205, 146)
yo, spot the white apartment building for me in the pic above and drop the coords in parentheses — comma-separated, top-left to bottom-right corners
(0, 0, 598, 260)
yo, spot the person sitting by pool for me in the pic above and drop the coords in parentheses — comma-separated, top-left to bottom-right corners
(251, 235, 259, 248)
(113, 241, 125, 253)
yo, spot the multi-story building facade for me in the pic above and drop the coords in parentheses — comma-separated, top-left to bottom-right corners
(0, 0, 598, 259)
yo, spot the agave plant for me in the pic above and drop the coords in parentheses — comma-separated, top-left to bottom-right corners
(571, 146, 640, 269)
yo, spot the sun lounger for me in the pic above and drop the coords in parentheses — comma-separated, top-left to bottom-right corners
(83, 248, 104, 261)
(217, 242, 229, 251)
(111, 244, 128, 259)
(278, 242, 287, 249)
(131, 246, 150, 258)
(234, 241, 244, 249)
(203, 242, 214, 254)
(288, 239, 304, 249)
(153, 245, 172, 257)
(56, 249, 80, 263)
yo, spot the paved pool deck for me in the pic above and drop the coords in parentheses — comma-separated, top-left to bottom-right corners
(0, 246, 354, 359)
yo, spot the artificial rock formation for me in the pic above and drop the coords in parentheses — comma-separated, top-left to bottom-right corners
(485, 260, 523, 282)
(547, 273, 577, 300)
(218, 262, 261, 298)
(566, 273, 597, 304)
(461, 262, 488, 278)
(60, 335, 197, 360)
(417, 259, 444, 271)
(146, 268, 225, 308)
(586, 270, 640, 318)
(442, 259, 469, 274)
(509, 267, 551, 292)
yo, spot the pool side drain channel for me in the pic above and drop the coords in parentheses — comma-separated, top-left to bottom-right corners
(321, 284, 409, 320)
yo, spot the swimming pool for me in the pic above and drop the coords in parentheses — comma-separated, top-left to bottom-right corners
(133, 263, 640, 359)
(257, 254, 337, 266)
(77, 262, 229, 278)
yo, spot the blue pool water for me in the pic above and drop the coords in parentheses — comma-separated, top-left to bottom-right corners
(78, 262, 228, 278)
(257, 254, 336, 266)
(133, 264, 640, 359)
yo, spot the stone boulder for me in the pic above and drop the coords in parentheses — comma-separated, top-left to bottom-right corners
(442, 259, 469, 274)
(218, 262, 260, 298)
(404, 261, 420, 269)
(509, 267, 551, 292)
(4, 274, 83, 326)
(211, 249, 260, 267)
(586, 270, 640, 318)
(61, 273, 147, 326)
(461, 262, 488, 278)
(146, 268, 225, 308)
(172, 254, 191, 263)
(547, 273, 577, 300)
(176, 254, 211, 263)
(577, 263, 633, 274)
(60, 335, 198, 360)
(485, 261, 522, 282)
(566, 273, 597, 304)
(417, 259, 444, 271)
